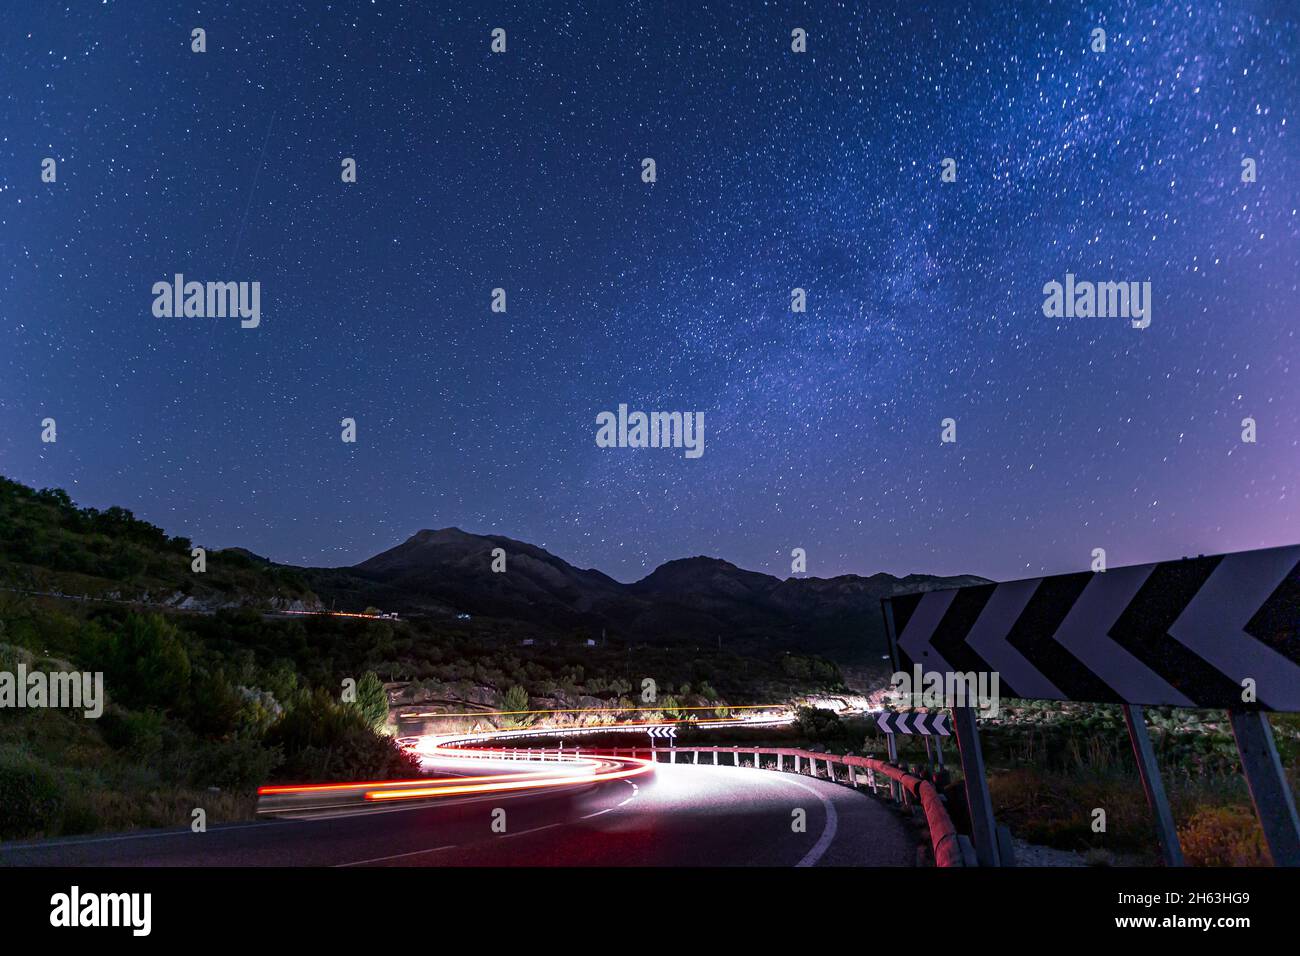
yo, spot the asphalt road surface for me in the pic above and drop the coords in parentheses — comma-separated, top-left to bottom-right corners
(0, 763, 918, 867)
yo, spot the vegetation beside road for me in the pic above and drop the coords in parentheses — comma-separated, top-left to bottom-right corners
(0, 601, 417, 841)
(849, 699, 1300, 866)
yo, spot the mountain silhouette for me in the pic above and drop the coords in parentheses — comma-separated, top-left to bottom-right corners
(314, 529, 988, 661)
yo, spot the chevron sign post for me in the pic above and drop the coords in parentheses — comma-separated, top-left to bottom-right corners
(881, 544, 1300, 868)
(876, 711, 951, 736)
(876, 710, 951, 782)
(647, 725, 677, 762)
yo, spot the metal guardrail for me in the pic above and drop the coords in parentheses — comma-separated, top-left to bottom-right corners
(456, 743, 966, 867)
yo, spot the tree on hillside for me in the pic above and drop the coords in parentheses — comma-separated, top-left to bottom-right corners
(354, 671, 389, 730)
(92, 613, 192, 711)
(502, 685, 533, 728)
(795, 706, 843, 744)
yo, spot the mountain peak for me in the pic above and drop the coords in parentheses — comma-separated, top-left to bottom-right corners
(408, 527, 481, 543)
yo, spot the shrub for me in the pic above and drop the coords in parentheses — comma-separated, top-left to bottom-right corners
(100, 708, 167, 758)
(185, 738, 283, 791)
(796, 705, 843, 742)
(1178, 806, 1272, 867)
(0, 750, 65, 839)
(187, 670, 243, 737)
(266, 690, 420, 782)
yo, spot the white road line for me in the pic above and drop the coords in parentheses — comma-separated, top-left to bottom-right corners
(499, 822, 564, 840)
(580, 808, 615, 820)
(773, 775, 839, 868)
(334, 844, 457, 867)
(0, 820, 278, 851)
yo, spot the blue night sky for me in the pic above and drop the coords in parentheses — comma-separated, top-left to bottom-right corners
(1, 1, 1296, 583)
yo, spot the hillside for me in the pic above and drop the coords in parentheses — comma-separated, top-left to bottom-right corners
(0, 477, 320, 612)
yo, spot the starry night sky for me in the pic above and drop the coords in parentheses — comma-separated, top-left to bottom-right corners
(1, 1, 1297, 583)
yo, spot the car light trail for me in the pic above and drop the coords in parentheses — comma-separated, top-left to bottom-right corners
(362, 755, 654, 802)
(258, 766, 594, 796)
(256, 744, 653, 814)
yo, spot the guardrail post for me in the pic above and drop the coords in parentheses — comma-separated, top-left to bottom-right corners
(793, 753, 800, 773)
(956, 834, 978, 867)
(713, 749, 718, 765)
(693, 749, 699, 765)
(1122, 704, 1184, 867)
(996, 824, 1017, 867)
(952, 705, 1001, 867)
(670, 747, 676, 764)
(755, 748, 761, 769)
(1229, 709, 1300, 867)
(847, 762, 856, 787)
(886, 733, 902, 802)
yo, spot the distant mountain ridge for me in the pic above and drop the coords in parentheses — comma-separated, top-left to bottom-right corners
(0, 474, 985, 662)
(326, 528, 989, 662)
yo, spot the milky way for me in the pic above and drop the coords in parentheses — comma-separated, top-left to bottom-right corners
(1, 0, 1296, 582)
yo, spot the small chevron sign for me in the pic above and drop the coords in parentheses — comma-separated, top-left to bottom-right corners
(646, 725, 677, 739)
(883, 544, 1300, 711)
(876, 711, 951, 736)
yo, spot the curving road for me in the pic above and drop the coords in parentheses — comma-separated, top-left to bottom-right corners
(0, 757, 918, 867)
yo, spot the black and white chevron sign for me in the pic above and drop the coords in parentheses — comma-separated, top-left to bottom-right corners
(876, 711, 951, 736)
(646, 725, 677, 739)
(883, 545, 1300, 711)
